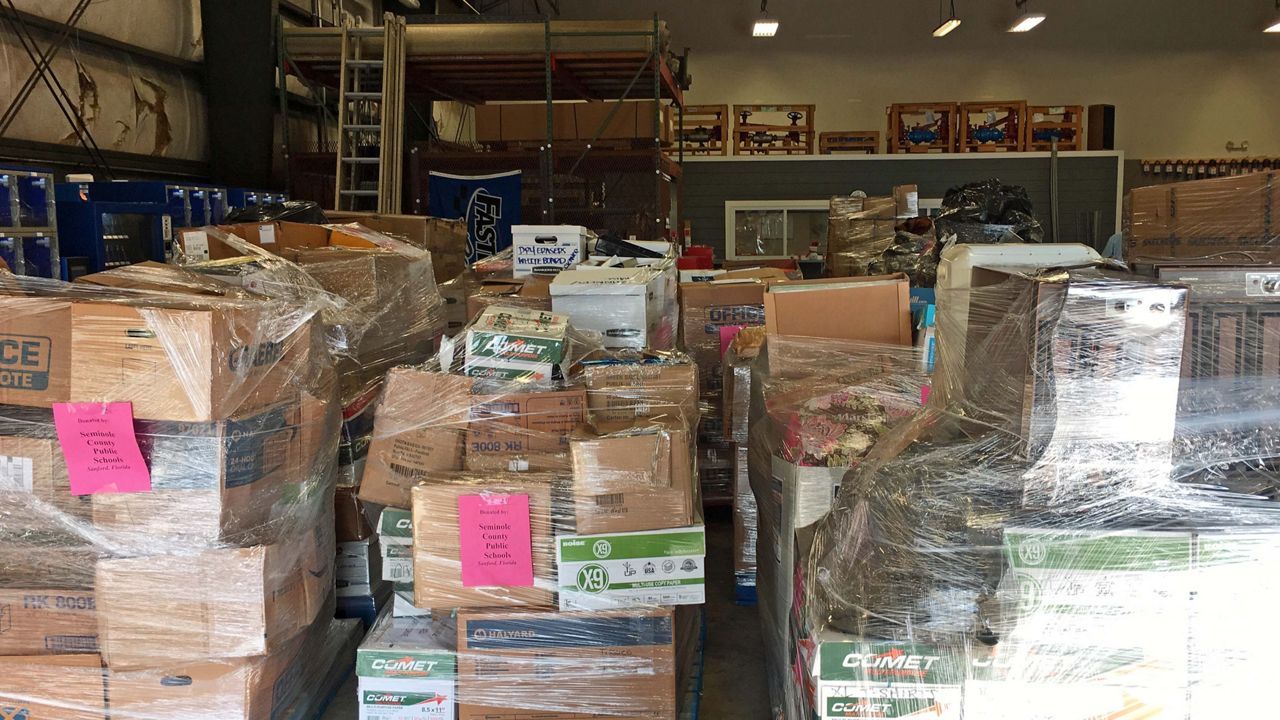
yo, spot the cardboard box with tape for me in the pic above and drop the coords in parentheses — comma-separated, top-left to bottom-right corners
(464, 386, 585, 473)
(0, 588, 98, 656)
(0, 653, 106, 720)
(678, 270, 787, 399)
(570, 425, 696, 535)
(577, 354, 699, 433)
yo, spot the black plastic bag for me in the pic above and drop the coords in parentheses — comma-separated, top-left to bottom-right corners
(224, 200, 328, 225)
(935, 178, 1043, 243)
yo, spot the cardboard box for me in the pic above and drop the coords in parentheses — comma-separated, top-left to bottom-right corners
(70, 300, 310, 423)
(463, 306, 569, 382)
(357, 614, 457, 720)
(574, 100, 672, 143)
(893, 183, 920, 218)
(1125, 173, 1280, 261)
(809, 635, 965, 720)
(550, 267, 663, 349)
(512, 224, 591, 277)
(0, 295, 71, 408)
(360, 368, 471, 509)
(336, 485, 373, 541)
(337, 537, 383, 598)
(555, 525, 706, 610)
(0, 433, 90, 519)
(411, 475, 557, 610)
(579, 357, 699, 433)
(570, 426, 694, 535)
(474, 103, 576, 143)
(763, 274, 912, 345)
(90, 400, 301, 546)
(178, 222, 330, 262)
(826, 195, 898, 278)
(678, 278, 772, 397)
(74, 261, 244, 297)
(94, 530, 331, 669)
(463, 276, 552, 325)
(105, 616, 349, 720)
(455, 607, 678, 720)
(324, 213, 469, 283)
(0, 653, 106, 720)
(473, 104, 502, 143)
(0, 588, 98, 655)
(465, 387, 586, 473)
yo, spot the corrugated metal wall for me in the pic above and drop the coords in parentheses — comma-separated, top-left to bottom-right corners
(681, 154, 1123, 257)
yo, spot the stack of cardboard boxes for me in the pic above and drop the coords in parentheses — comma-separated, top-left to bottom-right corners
(0, 270, 357, 719)
(353, 305, 704, 718)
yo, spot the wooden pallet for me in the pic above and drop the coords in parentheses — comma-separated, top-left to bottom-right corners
(958, 100, 1027, 153)
(887, 103, 958, 153)
(678, 104, 730, 156)
(1027, 104, 1085, 151)
(732, 104, 815, 155)
(819, 130, 880, 154)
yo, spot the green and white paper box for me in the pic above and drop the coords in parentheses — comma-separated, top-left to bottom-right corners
(464, 306, 568, 381)
(556, 525, 706, 610)
(814, 636, 965, 720)
(379, 507, 414, 584)
(358, 615, 456, 720)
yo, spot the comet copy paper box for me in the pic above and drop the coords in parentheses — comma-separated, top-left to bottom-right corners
(357, 614, 457, 720)
(556, 525, 706, 610)
(464, 307, 568, 382)
(812, 636, 964, 720)
(464, 387, 585, 473)
(455, 607, 678, 720)
(0, 588, 97, 655)
(0, 295, 70, 408)
(411, 476, 557, 610)
(0, 653, 106, 720)
(361, 368, 471, 509)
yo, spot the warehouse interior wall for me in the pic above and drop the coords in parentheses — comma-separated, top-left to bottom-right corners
(556, 0, 1280, 159)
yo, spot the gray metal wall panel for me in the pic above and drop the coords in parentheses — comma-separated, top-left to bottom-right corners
(681, 156, 1121, 256)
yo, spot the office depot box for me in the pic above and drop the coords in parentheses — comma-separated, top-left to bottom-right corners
(578, 356, 699, 433)
(551, 267, 663, 349)
(556, 525, 706, 610)
(464, 387, 585, 473)
(411, 475, 558, 610)
(357, 614, 457, 720)
(570, 427, 695, 535)
(94, 530, 331, 669)
(464, 306, 569, 382)
(0, 588, 97, 655)
(0, 653, 106, 720)
(0, 295, 71, 408)
(763, 274, 912, 345)
(361, 368, 471, 509)
(456, 607, 679, 720)
(678, 278, 774, 397)
(512, 225, 590, 277)
(70, 300, 311, 422)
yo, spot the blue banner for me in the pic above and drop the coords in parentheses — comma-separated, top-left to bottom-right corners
(427, 170, 521, 263)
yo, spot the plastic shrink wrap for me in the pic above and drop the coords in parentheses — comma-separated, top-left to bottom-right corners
(172, 223, 447, 489)
(827, 192, 940, 286)
(744, 335, 928, 717)
(723, 327, 767, 601)
(934, 178, 1045, 245)
(354, 305, 706, 718)
(1125, 172, 1280, 264)
(782, 263, 1280, 720)
(0, 262, 350, 719)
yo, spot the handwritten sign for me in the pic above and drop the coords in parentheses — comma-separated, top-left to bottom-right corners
(457, 493, 534, 587)
(52, 402, 151, 496)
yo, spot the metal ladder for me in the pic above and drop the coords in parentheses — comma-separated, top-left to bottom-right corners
(333, 12, 405, 213)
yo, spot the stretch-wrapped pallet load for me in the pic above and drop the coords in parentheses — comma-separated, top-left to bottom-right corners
(0, 266, 351, 719)
(780, 263, 1280, 720)
(1125, 171, 1280, 264)
(353, 306, 705, 717)
(721, 326, 767, 602)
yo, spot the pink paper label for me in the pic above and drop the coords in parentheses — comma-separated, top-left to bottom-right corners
(719, 325, 747, 358)
(457, 493, 534, 588)
(52, 402, 151, 496)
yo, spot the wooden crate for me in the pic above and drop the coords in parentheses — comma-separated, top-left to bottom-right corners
(732, 104, 815, 155)
(958, 101, 1027, 153)
(1027, 105, 1085, 152)
(887, 103, 958, 153)
(677, 104, 730, 156)
(819, 131, 881, 154)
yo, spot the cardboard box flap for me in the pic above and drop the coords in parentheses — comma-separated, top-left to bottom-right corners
(763, 273, 912, 345)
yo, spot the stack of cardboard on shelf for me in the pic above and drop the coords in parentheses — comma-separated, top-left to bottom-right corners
(0, 272, 355, 720)
(354, 305, 704, 718)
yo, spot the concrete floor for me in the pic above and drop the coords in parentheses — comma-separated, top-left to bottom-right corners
(322, 506, 768, 719)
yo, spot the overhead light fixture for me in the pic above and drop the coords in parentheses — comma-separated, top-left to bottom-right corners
(753, 0, 779, 37)
(1267, 0, 1280, 32)
(1007, 0, 1045, 32)
(933, 0, 962, 37)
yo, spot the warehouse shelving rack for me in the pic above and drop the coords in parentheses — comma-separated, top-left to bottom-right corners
(280, 13, 688, 237)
